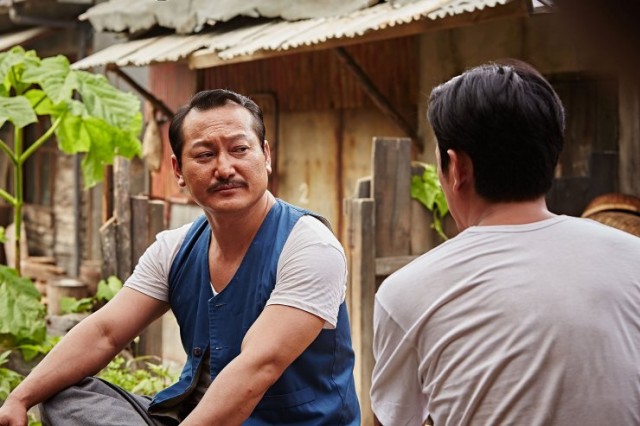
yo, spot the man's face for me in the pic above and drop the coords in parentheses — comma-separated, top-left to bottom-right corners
(173, 103, 272, 215)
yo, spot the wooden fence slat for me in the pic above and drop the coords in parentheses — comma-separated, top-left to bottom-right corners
(347, 198, 376, 425)
(372, 137, 412, 258)
(134, 197, 166, 359)
(114, 158, 132, 280)
(99, 216, 118, 279)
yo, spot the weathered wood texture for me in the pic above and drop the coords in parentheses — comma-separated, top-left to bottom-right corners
(346, 137, 453, 422)
(114, 158, 132, 281)
(132, 196, 167, 359)
(148, 62, 197, 201)
(99, 216, 118, 279)
(372, 137, 412, 258)
(345, 198, 376, 426)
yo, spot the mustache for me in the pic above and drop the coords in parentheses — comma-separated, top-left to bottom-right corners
(207, 179, 247, 193)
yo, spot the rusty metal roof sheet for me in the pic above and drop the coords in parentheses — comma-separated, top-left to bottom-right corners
(72, 0, 511, 70)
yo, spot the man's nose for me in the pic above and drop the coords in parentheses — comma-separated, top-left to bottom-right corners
(214, 152, 235, 179)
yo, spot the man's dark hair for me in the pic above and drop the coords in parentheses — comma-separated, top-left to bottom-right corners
(427, 60, 565, 202)
(169, 89, 266, 167)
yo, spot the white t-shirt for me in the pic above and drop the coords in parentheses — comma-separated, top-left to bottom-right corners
(125, 215, 347, 329)
(371, 216, 640, 426)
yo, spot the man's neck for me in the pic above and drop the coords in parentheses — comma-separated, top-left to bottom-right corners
(206, 192, 276, 257)
(473, 197, 555, 227)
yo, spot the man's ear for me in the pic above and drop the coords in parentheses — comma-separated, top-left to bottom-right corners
(447, 149, 473, 193)
(171, 155, 186, 187)
(263, 140, 273, 175)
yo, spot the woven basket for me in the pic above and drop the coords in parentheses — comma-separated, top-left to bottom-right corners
(581, 193, 640, 237)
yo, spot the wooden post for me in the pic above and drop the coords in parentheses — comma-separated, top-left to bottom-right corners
(132, 196, 167, 359)
(346, 198, 376, 425)
(372, 137, 412, 258)
(131, 195, 150, 263)
(99, 216, 118, 278)
(114, 158, 132, 281)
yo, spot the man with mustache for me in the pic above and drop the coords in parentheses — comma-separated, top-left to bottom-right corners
(370, 61, 640, 425)
(0, 89, 360, 425)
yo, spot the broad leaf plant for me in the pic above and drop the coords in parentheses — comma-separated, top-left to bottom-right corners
(0, 46, 142, 274)
(0, 47, 142, 401)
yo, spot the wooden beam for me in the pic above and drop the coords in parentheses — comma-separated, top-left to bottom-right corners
(114, 158, 132, 281)
(99, 216, 118, 279)
(107, 64, 175, 119)
(188, 0, 529, 70)
(346, 198, 376, 426)
(333, 47, 421, 152)
(133, 196, 167, 359)
(372, 137, 412, 258)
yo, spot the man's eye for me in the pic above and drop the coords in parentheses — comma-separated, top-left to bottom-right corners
(234, 146, 249, 153)
(196, 152, 214, 158)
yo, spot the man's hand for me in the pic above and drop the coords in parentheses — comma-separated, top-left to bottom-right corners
(0, 397, 29, 426)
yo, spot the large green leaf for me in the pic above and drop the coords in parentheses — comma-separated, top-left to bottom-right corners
(81, 117, 117, 187)
(0, 96, 38, 129)
(23, 89, 66, 117)
(22, 56, 77, 105)
(0, 46, 40, 96)
(56, 113, 89, 153)
(0, 266, 46, 347)
(74, 71, 141, 129)
(114, 111, 143, 158)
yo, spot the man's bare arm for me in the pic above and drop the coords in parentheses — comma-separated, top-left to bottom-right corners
(181, 304, 325, 426)
(0, 288, 168, 422)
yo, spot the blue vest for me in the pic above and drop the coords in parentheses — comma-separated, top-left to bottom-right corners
(148, 200, 360, 425)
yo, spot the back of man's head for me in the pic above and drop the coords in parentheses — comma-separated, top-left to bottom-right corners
(428, 60, 565, 202)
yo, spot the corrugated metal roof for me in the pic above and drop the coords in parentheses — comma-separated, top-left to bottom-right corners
(72, 0, 511, 70)
(81, 0, 377, 34)
(0, 27, 52, 52)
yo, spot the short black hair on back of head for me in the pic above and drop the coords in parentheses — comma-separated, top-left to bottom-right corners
(427, 60, 565, 202)
(169, 89, 266, 167)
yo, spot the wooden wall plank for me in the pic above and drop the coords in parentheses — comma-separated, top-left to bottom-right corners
(99, 216, 118, 279)
(130, 195, 150, 264)
(114, 158, 132, 280)
(346, 198, 376, 426)
(372, 137, 412, 257)
(135, 197, 167, 359)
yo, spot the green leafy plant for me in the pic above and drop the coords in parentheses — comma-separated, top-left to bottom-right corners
(0, 267, 45, 349)
(59, 275, 122, 314)
(98, 355, 178, 396)
(16, 335, 61, 363)
(411, 162, 449, 241)
(0, 350, 24, 401)
(0, 46, 142, 274)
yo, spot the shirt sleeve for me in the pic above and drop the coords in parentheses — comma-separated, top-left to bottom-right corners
(267, 215, 347, 329)
(371, 296, 425, 426)
(124, 223, 191, 302)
